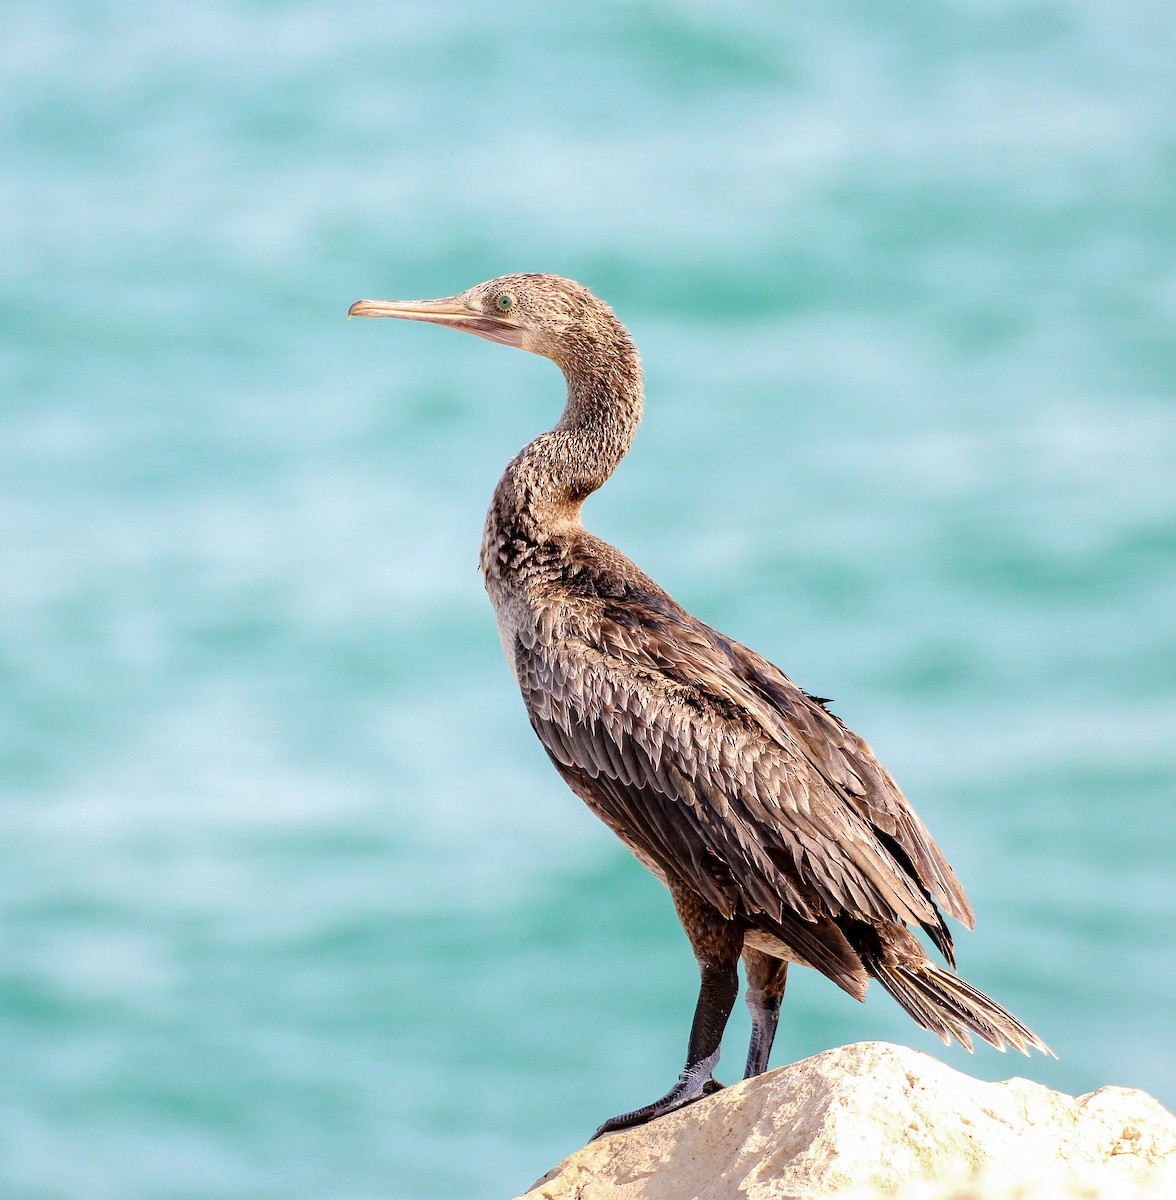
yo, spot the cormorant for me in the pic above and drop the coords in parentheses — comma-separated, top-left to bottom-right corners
(349, 274, 1050, 1136)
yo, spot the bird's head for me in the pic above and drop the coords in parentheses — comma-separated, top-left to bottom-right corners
(348, 273, 633, 373)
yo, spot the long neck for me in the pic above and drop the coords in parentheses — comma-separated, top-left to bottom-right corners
(497, 335, 644, 534)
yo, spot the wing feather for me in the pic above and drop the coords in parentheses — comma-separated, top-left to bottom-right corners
(718, 634, 974, 930)
(515, 601, 960, 962)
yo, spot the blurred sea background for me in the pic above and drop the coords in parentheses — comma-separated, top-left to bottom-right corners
(3, 3, 1175, 1197)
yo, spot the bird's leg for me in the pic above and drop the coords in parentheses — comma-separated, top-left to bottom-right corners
(593, 891, 741, 1139)
(742, 947, 789, 1078)
(592, 959, 739, 1138)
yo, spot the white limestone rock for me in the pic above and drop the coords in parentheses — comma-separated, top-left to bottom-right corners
(516, 1041, 1176, 1200)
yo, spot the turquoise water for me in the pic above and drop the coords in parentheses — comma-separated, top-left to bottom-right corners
(3, 3, 1175, 1196)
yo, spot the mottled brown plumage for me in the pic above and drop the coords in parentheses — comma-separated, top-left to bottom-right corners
(349, 274, 1050, 1135)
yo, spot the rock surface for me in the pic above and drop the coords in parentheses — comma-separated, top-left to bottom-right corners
(516, 1042, 1176, 1200)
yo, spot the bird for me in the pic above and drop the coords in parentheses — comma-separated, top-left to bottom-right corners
(348, 273, 1050, 1137)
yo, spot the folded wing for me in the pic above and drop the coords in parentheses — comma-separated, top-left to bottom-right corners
(514, 590, 971, 995)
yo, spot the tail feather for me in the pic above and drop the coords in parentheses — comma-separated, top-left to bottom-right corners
(872, 957, 1053, 1057)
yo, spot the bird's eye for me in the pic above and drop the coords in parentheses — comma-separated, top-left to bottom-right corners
(496, 293, 516, 313)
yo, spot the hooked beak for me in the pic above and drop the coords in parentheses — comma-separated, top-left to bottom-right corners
(347, 296, 523, 348)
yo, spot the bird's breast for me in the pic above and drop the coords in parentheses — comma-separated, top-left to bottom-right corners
(479, 508, 566, 681)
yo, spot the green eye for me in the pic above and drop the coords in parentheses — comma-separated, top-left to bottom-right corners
(496, 293, 516, 312)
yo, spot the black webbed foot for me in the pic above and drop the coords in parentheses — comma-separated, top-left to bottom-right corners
(591, 1050, 722, 1139)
